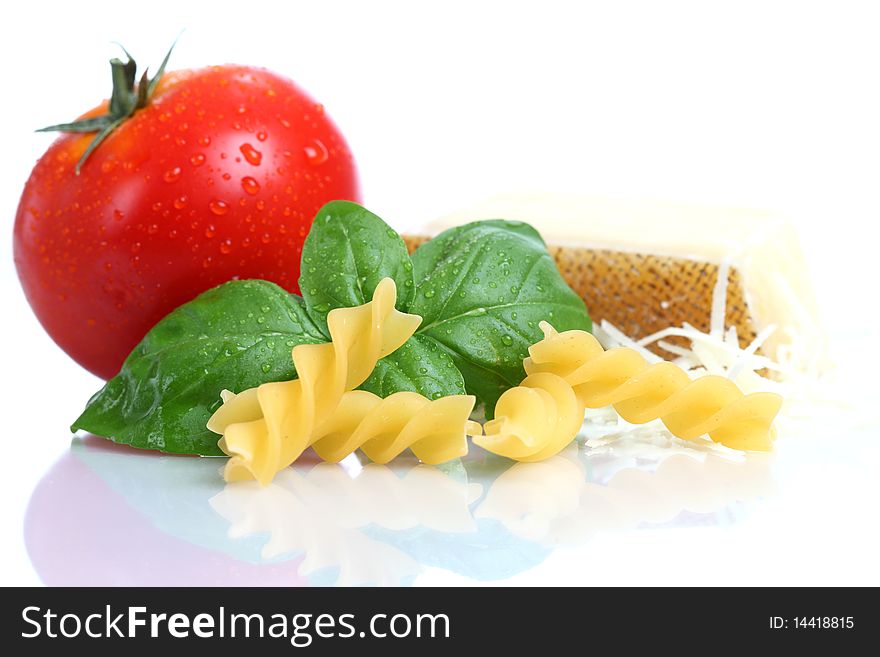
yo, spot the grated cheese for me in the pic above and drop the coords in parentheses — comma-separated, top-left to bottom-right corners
(585, 260, 856, 450)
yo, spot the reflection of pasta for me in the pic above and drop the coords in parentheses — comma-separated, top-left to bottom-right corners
(210, 462, 481, 585)
(475, 322, 783, 461)
(207, 278, 481, 485)
(475, 444, 774, 546)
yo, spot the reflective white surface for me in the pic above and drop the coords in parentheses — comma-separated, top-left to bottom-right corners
(21, 407, 877, 586)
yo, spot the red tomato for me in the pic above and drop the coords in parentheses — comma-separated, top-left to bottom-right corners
(14, 64, 360, 379)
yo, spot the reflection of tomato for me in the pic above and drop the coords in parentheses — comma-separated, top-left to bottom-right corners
(14, 64, 360, 379)
(25, 437, 308, 586)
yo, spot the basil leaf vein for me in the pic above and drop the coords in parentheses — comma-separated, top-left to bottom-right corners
(299, 200, 414, 335)
(410, 219, 591, 416)
(71, 280, 324, 455)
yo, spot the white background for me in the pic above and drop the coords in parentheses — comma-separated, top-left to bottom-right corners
(0, 0, 877, 586)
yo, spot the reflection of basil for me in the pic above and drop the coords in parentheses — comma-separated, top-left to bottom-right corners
(71, 281, 324, 455)
(73, 201, 590, 454)
(409, 220, 591, 416)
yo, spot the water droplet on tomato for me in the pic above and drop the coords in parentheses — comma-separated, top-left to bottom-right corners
(239, 143, 262, 166)
(147, 224, 159, 235)
(202, 257, 213, 268)
(190, 153, 206, 167)
(163, 166, 182, 183)
(131, 242, 142, 254)
(277, 116, 291, 129)
(209, 200, 229, 216)
(205, 225, 216, 238)
(314, 103, 325, 115)
(237, 176, 260, 196)
(219, 239, 233, 254)
(256, 131, 267, 141)
(198, 136, 211, 146)
(222, 173, 232, 181)
(303, 139, 329, 165)
(113, 209, 125, 221)
(173, 195, 188, 209)
(261, 233, 271, 244)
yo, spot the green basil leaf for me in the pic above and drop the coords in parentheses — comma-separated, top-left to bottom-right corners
(360, 334, 466, 400)
(71, 280, 325, 455)
(410, 220, 591, 416)
(299, 200, 415, 335)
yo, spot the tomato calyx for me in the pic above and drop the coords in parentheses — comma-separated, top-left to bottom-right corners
(37, 40, 177, 174)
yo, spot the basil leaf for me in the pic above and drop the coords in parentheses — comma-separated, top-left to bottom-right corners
(360, 334, 466, 400)
(71, 280, 325, 455)
(410, 220, 591, 416)
(299, 200, 414, 335)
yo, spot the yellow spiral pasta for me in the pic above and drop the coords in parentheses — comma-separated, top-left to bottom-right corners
(310, 390, 482, 465)
(206, 277, 481, 484)
(475, 322, 783, 461)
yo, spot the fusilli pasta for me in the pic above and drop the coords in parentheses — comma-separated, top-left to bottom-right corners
(207, 278, 480, 484)
(475, 322, 782, 461)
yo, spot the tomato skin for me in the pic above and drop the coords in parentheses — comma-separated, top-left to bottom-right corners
(14, 65, 360, 379)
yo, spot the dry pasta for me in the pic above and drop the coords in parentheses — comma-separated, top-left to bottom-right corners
(207, 278, 480, 484)
(310, 390, 481, 465)
(475, 322, 783, 461)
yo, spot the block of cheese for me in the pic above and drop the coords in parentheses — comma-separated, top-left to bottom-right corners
(403, 193, 826, 374)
